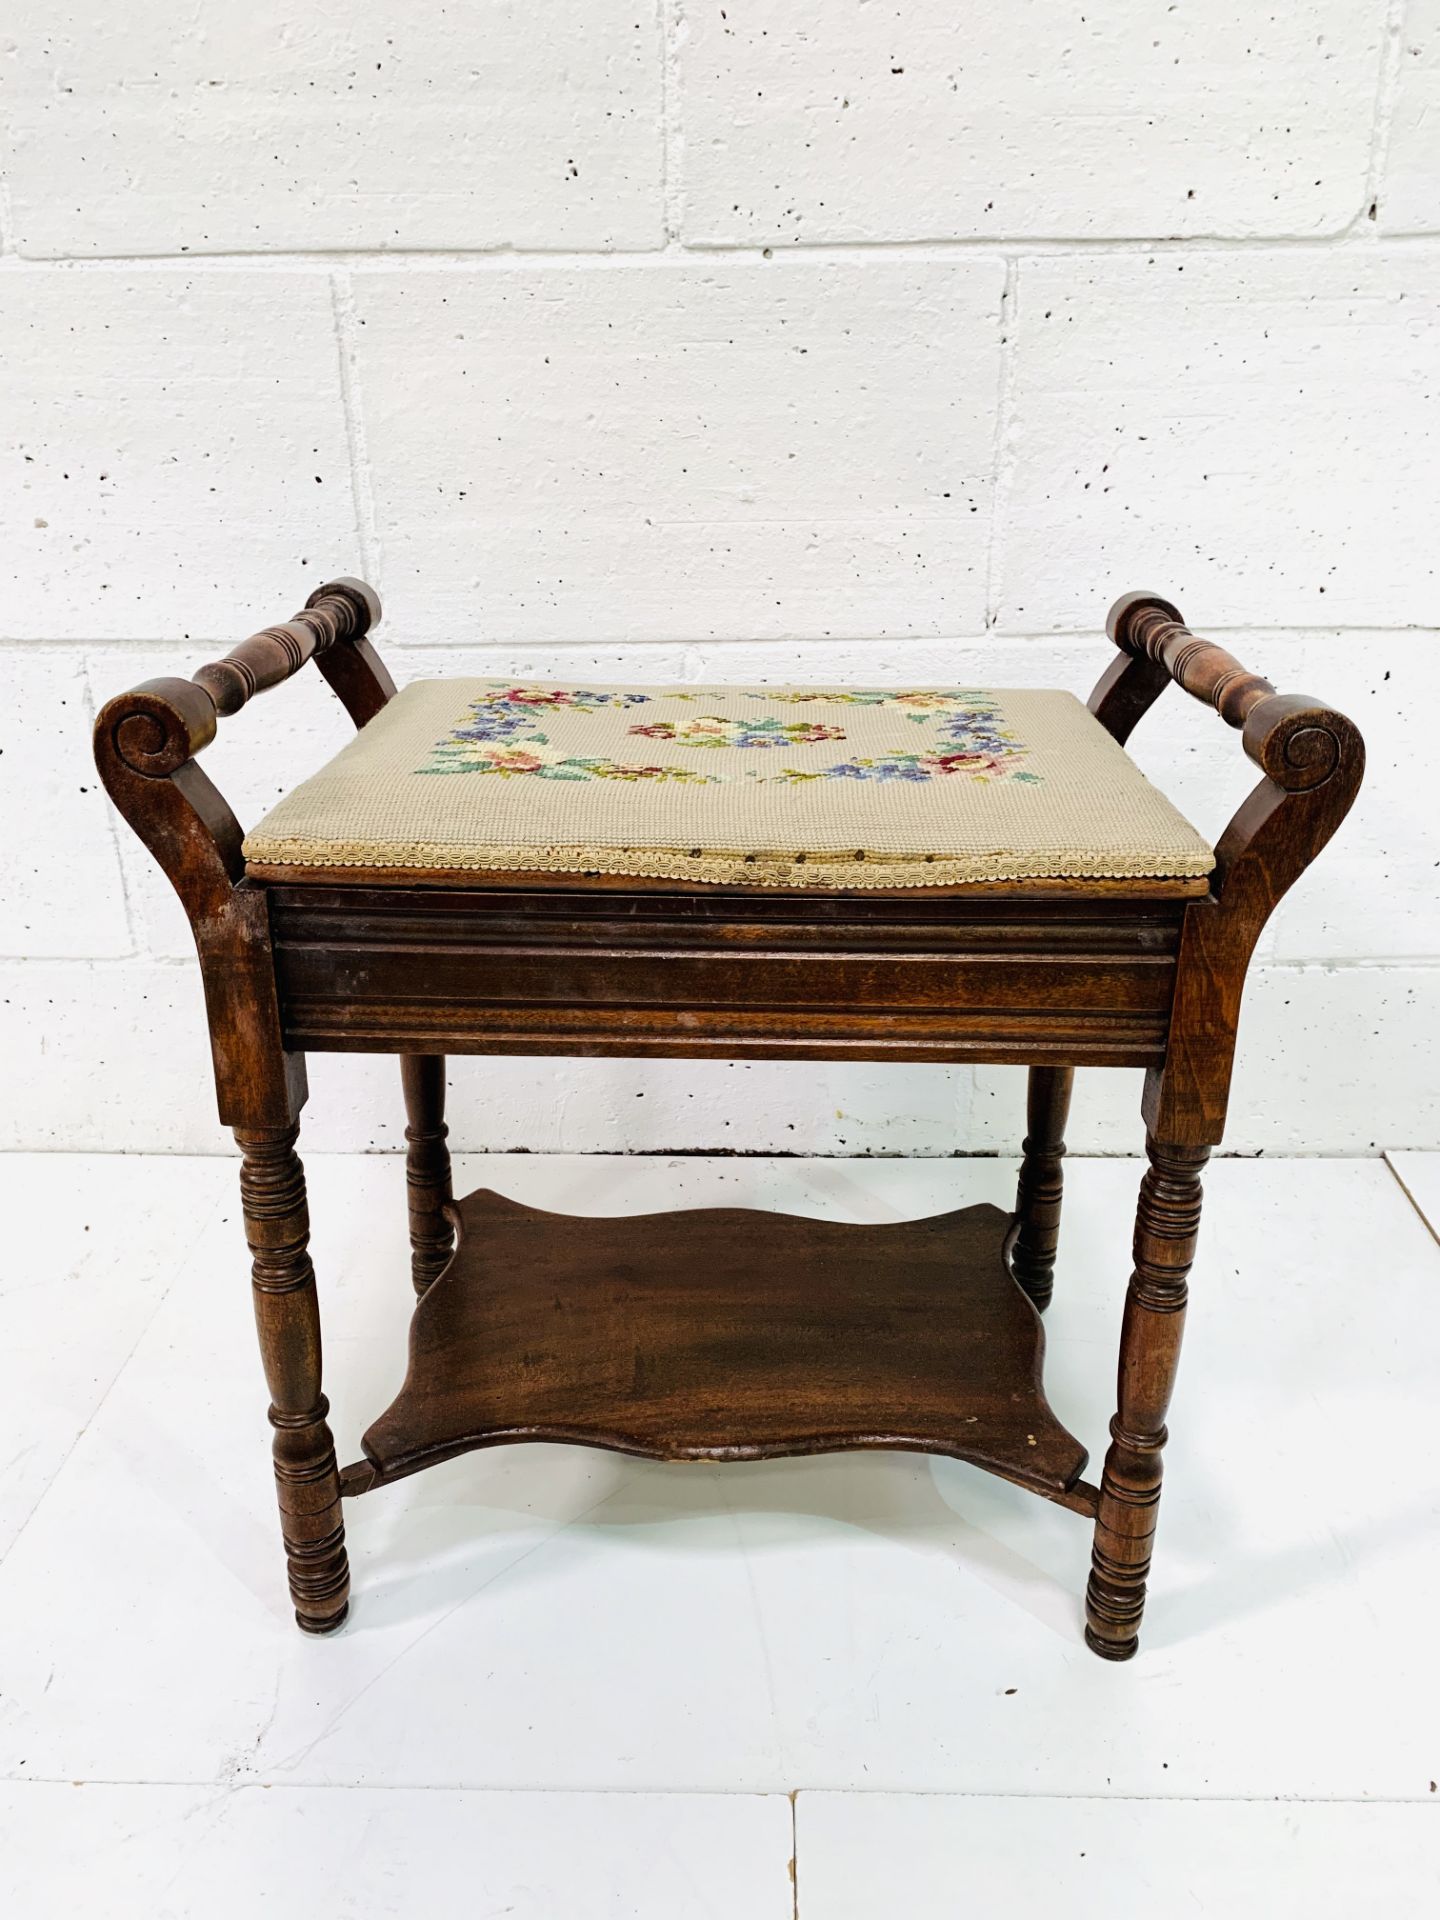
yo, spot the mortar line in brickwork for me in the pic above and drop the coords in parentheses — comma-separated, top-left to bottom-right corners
(10, 624, 1438, 654)
(1359, 0, 1409, 231)
(329, 271, 382, 591)
(675, 228, 1436, 259)
(6, 229, 1440, 274)
(675, 226, 1429, 259)
(982, 257, 1019, 632)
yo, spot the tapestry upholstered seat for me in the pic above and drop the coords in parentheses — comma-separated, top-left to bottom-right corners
(242, 679, 1214, 890)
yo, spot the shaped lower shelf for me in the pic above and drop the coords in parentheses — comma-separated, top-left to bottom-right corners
(352, 1188, 1089, 1507)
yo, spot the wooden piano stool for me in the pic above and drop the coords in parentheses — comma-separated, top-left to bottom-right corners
(94, 579, 1363, 1659)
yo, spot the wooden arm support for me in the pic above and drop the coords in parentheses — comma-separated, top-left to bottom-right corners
(1106, 590, 1275, 729)
(95, 576, 388, 793)
(191, 578, 381, 717)
(91, 577, 391, 1130)
(94, 575, 388, 827)
(1088, 590, 1365, 1143)
(1091, 588, 1364, 806)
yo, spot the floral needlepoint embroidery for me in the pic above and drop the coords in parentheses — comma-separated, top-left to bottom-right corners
(414, 685, 1038, 787)
(782, 751, 1043, 785)
(754, 689, 980, 710)
(247, 678, 1219, 887)
(776, 696, 1038, 784)
(419, 687, 653, 774)
(628, 715, 846, 749)
(423, 745, 715, 784)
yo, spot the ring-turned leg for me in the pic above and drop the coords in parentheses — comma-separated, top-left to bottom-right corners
(235, 1124, 350, 1634)
(1084, 1135, 1208, 1660)
(1010, 1066, 1074, 1312)
(401, 1054, 455, 1296)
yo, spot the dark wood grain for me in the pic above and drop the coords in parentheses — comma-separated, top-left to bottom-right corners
(1144, 690, 1365, 1144)
(353, 1189, 1091, 1503)
(191, 579, 380, 718)
(89, 579, 387, 1127)
(1084, 1137, 1208, 1660)
(235, 1124, 350, 1633)
(1108, 591, 1276, 728)
(400, 1054, 455, 1296)
(267, 885, 1185, 1067)
(1008, 1066, 1074, 1313)
(91, 578, 388, 1632)
(1079, 599, 1362, 1651)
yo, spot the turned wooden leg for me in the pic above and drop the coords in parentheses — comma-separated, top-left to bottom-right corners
(401, 1054, 455, 1296)
(235, 1124, 350, 1634)
(1085, 1135, 1208, 1660)
(1010, 1066, 1074, 1312)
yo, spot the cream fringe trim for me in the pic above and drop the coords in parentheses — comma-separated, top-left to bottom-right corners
(243, 835, 1215, 890)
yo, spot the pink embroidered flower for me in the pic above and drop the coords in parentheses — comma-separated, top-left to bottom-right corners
(502, 687, 573, 708)
(932, 750, 997, 774)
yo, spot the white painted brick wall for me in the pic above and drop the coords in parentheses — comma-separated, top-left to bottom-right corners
(351, 258, 1003, 640)
(995, 251, 1440, 631)
(1382, 1, 1440, 232)
(1, 0, 1435, 1156)
(2, 271, 355, 637)
(680, 3, 1384, 244)
(5, 5, 664, 256)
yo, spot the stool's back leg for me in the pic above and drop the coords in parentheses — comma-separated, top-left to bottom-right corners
(1009, 1066, 1074, 1312)
(401, 1055, 455, 1296)
(236, 1124, 350, 1634)
(1084, 1136, 1208, 1660)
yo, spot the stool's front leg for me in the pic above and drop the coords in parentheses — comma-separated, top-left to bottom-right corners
(401, 1055, 455, 1296)
(90, 580, 400, 1633)
(1010, 1066, 1073, 1312)
(1085, 1136, 1207, 1659)
(236, 1124, 350, 1634)
(1079, 594, 1365, 1657)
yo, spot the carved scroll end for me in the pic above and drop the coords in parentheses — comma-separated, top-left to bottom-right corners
(95, 676, 218, 781)
(1242, 693, 1364, 795)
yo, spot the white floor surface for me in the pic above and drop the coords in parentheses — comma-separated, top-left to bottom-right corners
(1, 1150, 1437, 1916)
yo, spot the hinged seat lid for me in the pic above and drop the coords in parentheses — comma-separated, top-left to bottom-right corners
(243, 679, 1214, 891)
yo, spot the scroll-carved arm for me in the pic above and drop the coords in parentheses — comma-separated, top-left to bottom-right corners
(1087, 591, 1365, 1144)
(92, 577, 389, 1127)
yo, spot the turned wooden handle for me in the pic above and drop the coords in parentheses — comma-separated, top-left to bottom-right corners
(191, 578, 381, 718)
(1103, 590, 1362, 798)
(1106, 591, 1275, 729)
(96, 573, 390, 801)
